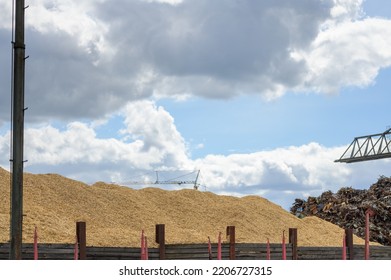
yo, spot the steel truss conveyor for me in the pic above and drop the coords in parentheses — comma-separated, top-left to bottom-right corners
(335, 128, 391, 163)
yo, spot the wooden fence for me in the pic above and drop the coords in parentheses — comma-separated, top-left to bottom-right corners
(1, 223, 390, 260)
(2, 243, 391, 260)
(297, 245, 391, 260)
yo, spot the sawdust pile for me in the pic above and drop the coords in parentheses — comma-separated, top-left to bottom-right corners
(0, 167, 370, 247)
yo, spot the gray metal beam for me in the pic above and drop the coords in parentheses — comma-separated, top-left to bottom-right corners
(335, 129, 391, 163)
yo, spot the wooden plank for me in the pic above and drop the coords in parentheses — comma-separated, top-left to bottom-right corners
(166, 247, 211, 253)
(166, 243, 216, 249)
(87, 247, 142, 254)
(156, 224, 165, 260)
(289, 228, 298, 260)
(165, 253, 211, 259)
(226, 226, 236, 260)
(76, 221, 87, 260)
(345, 229, 354, 260)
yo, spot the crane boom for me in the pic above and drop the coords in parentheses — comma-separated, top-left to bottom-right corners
(335, 128, 391, 163)
(123, 170, 201, 190)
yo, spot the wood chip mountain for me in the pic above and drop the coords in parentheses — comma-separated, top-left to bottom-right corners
(0, 167, 374, 247)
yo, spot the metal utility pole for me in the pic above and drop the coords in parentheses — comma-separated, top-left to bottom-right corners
(10, 0, 26, 260)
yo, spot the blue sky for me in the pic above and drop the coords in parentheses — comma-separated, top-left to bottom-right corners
(1, 0, 391, 210)
(156, 74, 391, 159)
(364, 0, 391, 17)
(154, 0, 391, 159)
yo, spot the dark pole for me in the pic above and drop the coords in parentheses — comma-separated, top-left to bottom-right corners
(345, 228, 354, 260)
(289, 228, 298, 260)
(155, 224, 166, 260)
(226, 226, 235, 260)
(10, 0, 26, 260)
(76, 222, 87, 260)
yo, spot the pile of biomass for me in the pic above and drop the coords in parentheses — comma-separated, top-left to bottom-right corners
(291, 176, 391, 246)
(0, 167, 371, 247)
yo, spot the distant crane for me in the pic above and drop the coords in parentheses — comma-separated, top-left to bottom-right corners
(335, 128, 391, 163)
(122, 170, 202, 190)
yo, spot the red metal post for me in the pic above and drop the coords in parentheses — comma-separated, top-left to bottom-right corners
(74, 235, 78, 260)
(282, 230, 286, 260)
(33, 226, 38, 260)
(266, 238, 271, 260)
(365, 211, 369, 260)
(208, 236, 212, 260)
(140, 230, 146, 260)
(365, 208, 374, 260)
(217, 232, 222, 260)
(145, 236, 149, 260)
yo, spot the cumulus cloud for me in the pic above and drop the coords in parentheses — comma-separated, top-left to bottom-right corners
(119, 100, 191, 168)
(195, 143, 351, 194)
(1, 99, 389, 209)
(7, 100, 192, 181)
(2, 0, 390, 121)
(301, 17, 391, 93)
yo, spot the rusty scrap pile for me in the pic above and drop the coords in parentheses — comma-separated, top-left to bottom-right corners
(290, 176, 391, 246)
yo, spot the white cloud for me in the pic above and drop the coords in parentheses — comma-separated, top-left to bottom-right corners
(302, 17, 391, 93)
(16, 100, 191, 173)
(329, 0, 364, 21)
(24, 122, 141, 165)
(120, 100, 191, 168)
(2, 99, 389, 209)
(195, 143, 350, 193)
(1, 0, 390, 121)
(26, 0, 110, 58)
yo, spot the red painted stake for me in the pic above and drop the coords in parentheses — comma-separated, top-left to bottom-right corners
(217, 232, 222, 260)
(74, 235, 79, 260)
(365, 211, 369, 260)
(141, 230, 146, 260)
(33, 226, 38, 260)
(282, 230, 286, 260)
(365, 209, 374, 260)
(208, 236, 212, 260)
(266, 238, 271, 260)
(342, 232, 346, 260)
(145, 236, 149, 260)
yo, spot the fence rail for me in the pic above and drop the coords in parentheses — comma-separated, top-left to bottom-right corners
(1, 242, 390, 260)
(1, 223, 391, 260)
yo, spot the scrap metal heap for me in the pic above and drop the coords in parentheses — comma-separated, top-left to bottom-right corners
(290, 176, 391, 246)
